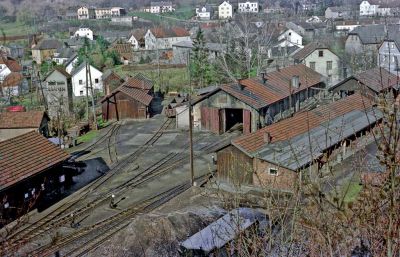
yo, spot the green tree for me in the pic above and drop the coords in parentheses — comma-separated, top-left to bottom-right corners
(190, 27, 213, 88)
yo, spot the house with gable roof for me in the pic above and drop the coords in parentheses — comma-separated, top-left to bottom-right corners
(145, 27, 191, 50)
(70, 61, 103, 96)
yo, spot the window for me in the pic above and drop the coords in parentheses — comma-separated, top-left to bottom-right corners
(318, 50, 324, 57)
(391, 43, 395, 49)
(80, 90, 84, 95)
(327, 61, 332, 70)
(95, 78, 99, 83)
(79, 80, 83, 85)
(268, 168, 278, 176)
(310, 62, 316, 70)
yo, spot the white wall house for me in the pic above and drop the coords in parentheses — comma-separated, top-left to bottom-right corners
(219, 1, 233, 19)
(128, 35, 140, 50)
(73, 28, 94, 41)
(196, 6, 212, 20)
(148, 1, 174, 13)
(238, 1, 259, 13)
(145, 28, 191, 50)
(0, 64, 11, 83)
(71, 62, 103, 96)
(277, 29, 303, 47)
(360, 1, 378, 15)
(65, 55, 79, 74)
(77, 7, 95, 20)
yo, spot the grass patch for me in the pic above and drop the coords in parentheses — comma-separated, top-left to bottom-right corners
(341, 182, 363, 203)
(113, 65, 189, 92)
(0, 21, 34, 36)
(77, 130, 99, 144)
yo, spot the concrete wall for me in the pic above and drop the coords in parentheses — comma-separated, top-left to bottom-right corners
(303, 49, 341, 86)
(378, 41, 400, 74)
(44, 70, 73, 118)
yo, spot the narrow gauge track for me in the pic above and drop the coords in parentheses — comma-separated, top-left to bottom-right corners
(2, 119, 173, 253)
(31, 184, 191, 257)
(107, 123, 121, 163)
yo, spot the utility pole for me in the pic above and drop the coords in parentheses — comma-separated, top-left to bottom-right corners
(85, 61, 89, 121)
(88, 62, 97, 130)
(188, 50, 194, 186)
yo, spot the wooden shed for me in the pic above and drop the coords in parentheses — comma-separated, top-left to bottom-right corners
(101, 76, 154, 120)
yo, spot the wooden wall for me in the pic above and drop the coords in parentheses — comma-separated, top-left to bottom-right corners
(102, 92, 148, 120)
(217, 145, 253, 185)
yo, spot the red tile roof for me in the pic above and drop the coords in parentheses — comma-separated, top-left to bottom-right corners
(0, 131, 70, 191)
(0, 56, 22, 72)
(292, 42, 332, 60)
(0, 111, 49, 129)
(150, 27, 190, 38)
(1, 72, 23, 88)
(220, 64, 324, 109)
(233, 93, 373, 154)
(118, 86, 153, 106)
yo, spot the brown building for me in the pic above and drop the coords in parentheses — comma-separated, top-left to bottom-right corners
(193, 64, 325, 134)
(32, 39, 63, 64)
(0, 131, 70, 226)
(330, 67, 399, 99)
(101, 75, 155, 120)
(0, 111, 50, 141)
(102, 70, 124, 95)
(217, 94, 381, 191)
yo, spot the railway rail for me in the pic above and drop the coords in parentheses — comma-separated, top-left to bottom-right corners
(1, 118, 173, 254)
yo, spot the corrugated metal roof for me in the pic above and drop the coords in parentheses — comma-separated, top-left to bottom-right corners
(233, 93, 373, 154)
(256, 109, 382, 170)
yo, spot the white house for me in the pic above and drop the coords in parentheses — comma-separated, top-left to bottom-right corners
(73, 28, 94, 41)
(77, 6, 95, 20)
(196, 5, 213, 20)
(70, 62, 103, 96)
(52, 48, 76, 65)
(277, 29, 303, 47)
(218, 1, 233, 19)
(145, 27, 191, 50)
(65, 55, 79, 74)
(0, 56, 21, 83)
(128, 29, 146, 50)
(147, 1, 174, 13)
(359, 0, 394, 16)
(238, 1, 259, 13)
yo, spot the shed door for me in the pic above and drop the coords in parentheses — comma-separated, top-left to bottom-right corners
(201, 107, 221, 134)
(243, 109, 251, 134)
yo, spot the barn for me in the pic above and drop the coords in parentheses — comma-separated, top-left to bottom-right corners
(0, 131, 70, 226)
(193, 64, 325, 134)
(101, 75, 155, 120)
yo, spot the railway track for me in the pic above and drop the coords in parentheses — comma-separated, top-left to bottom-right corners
(107, 123, 121, 163)
(1, 119, 173, 254)
(31, 184, 191, 257)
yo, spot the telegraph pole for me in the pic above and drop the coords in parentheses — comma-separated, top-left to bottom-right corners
(188, 50, 194, 186)
(87, 62, 97, 130)
(85, 61, 89, 121)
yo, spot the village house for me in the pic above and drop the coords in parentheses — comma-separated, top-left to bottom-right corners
(0, 72, 25, 99)
(72, 28, 94, 41)
(344, 24, 390, 55)
(330, 67, 399, 99)
(238, 1, 259, 13)
(77, 6, 96, 20)
(146, 1, 174, 13)
(359, 0, 399, 16)
(43, 67, 74, 118)
(52, 47, 76, 65)
(95, 7, 126, 19)
(216, 93, 380, 191)
(187, 64, 325, 134)
(0, 56, 22, 83)
(276, 29, 303, 47)
(196, 5, 214, 20)
(286, 21, 327, 41)
(325, 6, 352, 19)
(218, 1, 233, 19)
(172, 40, 225, 65)
(377, 34, 400, 75)
(293, 42, 341, 86)
(145, 27, 191, 50)
(0, 111, 50, 141)
(128, 29, 146, 50)
(110, 42, 134, 65)
(65, 7, 78, 20)
(0, 131, 70, 226)
(32, 39, 62, 64)
(0, 44, 24, 59)
(101, 75, 156, 120)
(64, 54, 78, 74)
(70, 62, 103, 97)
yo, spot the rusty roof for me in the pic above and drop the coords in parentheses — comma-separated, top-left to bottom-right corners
(0, 111, 49, 129)
(150, 27, 190, 38)
(118, 86, 153, 106)
(123, 77, 153, 90)
(233, 93, 374, 154)
(0, 56, 22, 72)
(353, 67, 399, 93)
(0, 131, 70, 191)
(1, 72, 23, 88)
(219, 64, 324, 110)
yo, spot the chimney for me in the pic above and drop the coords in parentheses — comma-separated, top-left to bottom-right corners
(238, 79, 246, 90)
(276, 64, 280, 71)
(291, 75, 300, 88)
(263, 132, 271, 143)
(261, 72, 267, 84)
